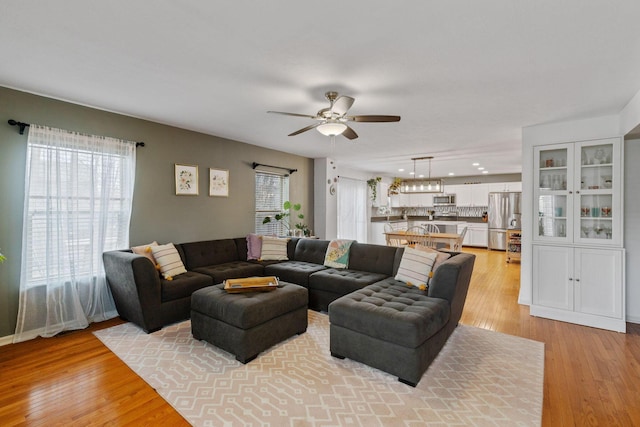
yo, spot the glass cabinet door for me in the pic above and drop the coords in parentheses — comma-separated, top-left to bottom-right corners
(534, 145, 572, 242)
(574, 140, 619, 245)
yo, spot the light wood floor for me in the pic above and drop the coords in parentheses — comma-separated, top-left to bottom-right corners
(1, 248, 639, 426)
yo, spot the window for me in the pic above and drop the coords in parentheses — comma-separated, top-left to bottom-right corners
(255, 171, 289, 235)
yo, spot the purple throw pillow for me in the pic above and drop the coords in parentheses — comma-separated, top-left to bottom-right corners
(246, 233, 263, 260)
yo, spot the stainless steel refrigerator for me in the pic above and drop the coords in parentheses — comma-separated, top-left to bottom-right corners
(488, 192, 522, 250)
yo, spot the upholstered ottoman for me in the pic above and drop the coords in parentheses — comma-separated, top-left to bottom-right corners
(191, 282, 308, 363)
(329, 280, 452, 387)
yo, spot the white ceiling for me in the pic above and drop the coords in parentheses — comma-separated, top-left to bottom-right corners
(2, 1, 640, 179)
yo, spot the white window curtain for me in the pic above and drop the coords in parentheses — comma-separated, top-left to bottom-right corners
(14, 125, 136, 343)
(337, 177, 368, 242)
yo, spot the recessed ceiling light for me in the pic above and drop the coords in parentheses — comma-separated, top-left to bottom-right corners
(478, 167, 485, 170)
(448, 172, 455, 176)
(409, 171, 415, 175)
(472, 162, 480, 166)
(398, 168, 404, 172)
(482, 170, 489, 174)
(418, 174, 424, 178)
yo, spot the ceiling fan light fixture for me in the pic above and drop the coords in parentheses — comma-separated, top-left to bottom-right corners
(317, 122, 347, 136)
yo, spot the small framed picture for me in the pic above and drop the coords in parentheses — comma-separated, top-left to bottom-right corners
(209, 168, 229, 197)
(175, 164, 199, 196)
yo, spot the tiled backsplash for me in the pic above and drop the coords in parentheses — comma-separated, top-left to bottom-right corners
(372, 205, 488, 218)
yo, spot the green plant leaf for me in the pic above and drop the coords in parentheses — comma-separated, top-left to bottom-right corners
(283, 201, 291, 210)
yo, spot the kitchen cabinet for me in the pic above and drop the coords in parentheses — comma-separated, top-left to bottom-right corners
(457, 222, 488, 247)
(530, 137, 625, 332)
(469, 223, 488, 247)
(531, 245, 624, 332)
(450, 183, 490, 206)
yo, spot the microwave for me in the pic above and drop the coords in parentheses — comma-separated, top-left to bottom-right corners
(433, 194, 456, 206)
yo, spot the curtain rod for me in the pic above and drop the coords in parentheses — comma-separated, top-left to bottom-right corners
(252, 162, 297, 174)
(7, 119, 145, 147)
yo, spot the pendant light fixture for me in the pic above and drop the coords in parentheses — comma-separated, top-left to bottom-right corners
(399, 156, 444, 193)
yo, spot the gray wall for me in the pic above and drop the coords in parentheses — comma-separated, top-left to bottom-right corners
(0, 86, 314, 338)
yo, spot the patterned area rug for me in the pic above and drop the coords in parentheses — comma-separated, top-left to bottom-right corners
(94, 311, 543, 426)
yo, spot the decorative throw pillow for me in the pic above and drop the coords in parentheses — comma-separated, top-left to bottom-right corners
(414, 245, 452, 271)
(324, 239, 354, 269)
(260, 236, 289, 261)
(246, 233, 263, 260)
(150, 243, 187, 280)
(394, 247, 438, 290)
(131, 241, 159, 264)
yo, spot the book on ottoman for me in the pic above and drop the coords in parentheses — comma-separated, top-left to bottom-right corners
(223, 276, 279, 293)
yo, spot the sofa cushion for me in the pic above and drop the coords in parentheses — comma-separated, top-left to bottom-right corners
(160, 271, 213, 302)
(329, 279, 451, 348)
(264, 261, 327, 287)
(181, 239, 240, 270)
(348, 243, 399, 276)
(293, 238, 330, 264)
(308, 269, 388, 295)
(193, 261, 264, 284)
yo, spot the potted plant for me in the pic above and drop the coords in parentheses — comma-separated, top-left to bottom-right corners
(387, 177, 403, 196)
(262, 201, 306, 236)
(367, 177, 382, 203)
(0, 248, 5, 263)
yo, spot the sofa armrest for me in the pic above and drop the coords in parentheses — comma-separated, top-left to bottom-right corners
(103, 250, 163, 332)
(428, 253, 475, 325)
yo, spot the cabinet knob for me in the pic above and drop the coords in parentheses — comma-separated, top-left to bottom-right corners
(569, 277, 573, 281)
(570, 191, 574, 194)
(575, 278, 580, 282)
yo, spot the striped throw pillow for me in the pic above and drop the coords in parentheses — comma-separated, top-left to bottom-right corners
(150, 243, 187, 279)
(260, 236, 289, 261)
(394, 247, 438, 290)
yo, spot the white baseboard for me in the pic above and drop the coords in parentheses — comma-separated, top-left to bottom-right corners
(626, 315, 640, 325)
(0, 334, 15, 346)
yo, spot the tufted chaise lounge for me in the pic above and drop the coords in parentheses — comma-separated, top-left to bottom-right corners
(328, 252, 475, 386)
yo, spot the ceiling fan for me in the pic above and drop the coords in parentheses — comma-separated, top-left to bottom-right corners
(268, 91, 400, 140)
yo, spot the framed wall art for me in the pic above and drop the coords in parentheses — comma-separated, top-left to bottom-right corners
(209, 168, 229, 197)
(175, 163, 199, 196)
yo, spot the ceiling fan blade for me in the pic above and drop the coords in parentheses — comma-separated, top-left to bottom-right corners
(332, 96, 355, 116)
(268, 111, 318, 119)
(347, 115, 401, 122)
(288, 122, 321, 136)
(342, 125, 358, 140)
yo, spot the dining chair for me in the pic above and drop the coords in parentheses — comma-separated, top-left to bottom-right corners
(405, 226, 432, 247)
(384, 222, 406, 246)
(453, 226, 468, 251)
(423, 223, 440, 234)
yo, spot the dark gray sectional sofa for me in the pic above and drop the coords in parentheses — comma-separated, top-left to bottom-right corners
(103, 236, 475, 385)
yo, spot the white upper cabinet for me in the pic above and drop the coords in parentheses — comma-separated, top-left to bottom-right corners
(451, 183, 490, 206)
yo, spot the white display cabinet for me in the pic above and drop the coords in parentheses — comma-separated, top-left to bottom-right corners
(533, 138, 622, 247)
(530, 137, 625, 332)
